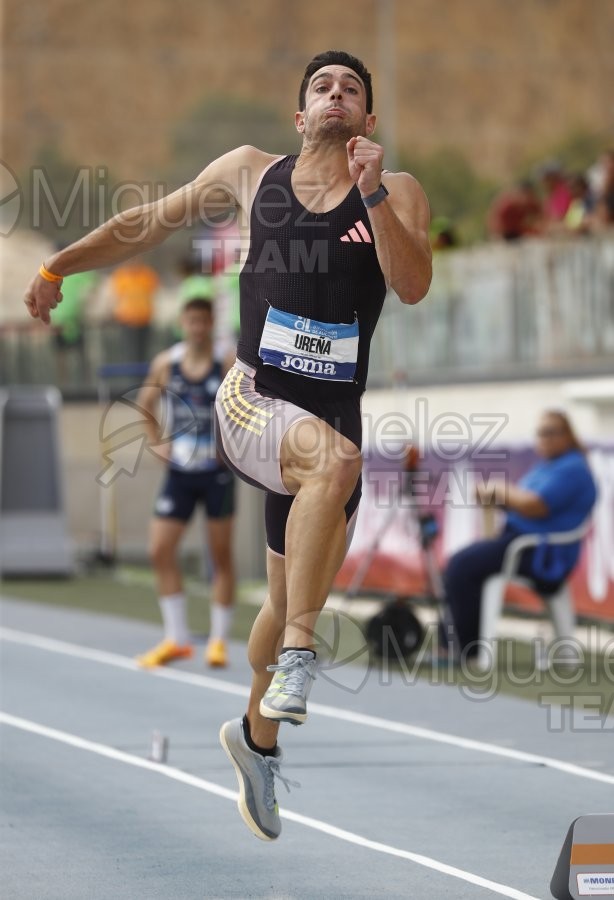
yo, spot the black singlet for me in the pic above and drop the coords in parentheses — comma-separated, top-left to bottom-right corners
(236, 154, 387, 437)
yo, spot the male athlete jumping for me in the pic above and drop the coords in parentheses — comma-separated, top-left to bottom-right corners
(25, 50, 431, 841)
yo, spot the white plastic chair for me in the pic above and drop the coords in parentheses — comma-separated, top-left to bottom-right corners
(476, 520, 591, 671)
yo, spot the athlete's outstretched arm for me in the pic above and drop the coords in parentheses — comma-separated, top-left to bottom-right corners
(347, 137, 432, 304)
(24, 145, 258, 324)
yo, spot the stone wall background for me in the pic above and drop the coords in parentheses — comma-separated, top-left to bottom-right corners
(5, 0, 614, 182)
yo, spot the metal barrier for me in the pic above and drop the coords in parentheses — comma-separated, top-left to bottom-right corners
(96, 362, 150, 563)
(369, 234, 614, 385)
(0, 321, 176, 399)
(1, 236, 614, 393)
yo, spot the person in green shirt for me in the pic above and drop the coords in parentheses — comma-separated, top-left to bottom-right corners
(50, 270, 97, 385)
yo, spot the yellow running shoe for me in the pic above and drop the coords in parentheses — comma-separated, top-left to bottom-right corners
(206, 638, 228, 668)
(136, 639, 193, 669)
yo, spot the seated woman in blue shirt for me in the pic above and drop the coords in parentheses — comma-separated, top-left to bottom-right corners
(443, 410, 597, 659)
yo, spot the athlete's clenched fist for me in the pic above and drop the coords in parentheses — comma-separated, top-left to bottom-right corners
(346, 136, 384, 197)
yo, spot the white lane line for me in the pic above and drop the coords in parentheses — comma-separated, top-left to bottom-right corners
(0, 627, 250, 699)
(307, 704, 614, 786)
(0, 711, 539, 900)
(2, 626, 614, 787)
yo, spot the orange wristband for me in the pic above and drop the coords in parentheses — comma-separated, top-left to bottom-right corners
(39, 263, 63, 283)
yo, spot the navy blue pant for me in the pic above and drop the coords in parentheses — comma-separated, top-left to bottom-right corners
(443, 530, 564, 656)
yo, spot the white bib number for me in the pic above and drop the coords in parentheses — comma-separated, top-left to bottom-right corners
(258, 306, 359, 382)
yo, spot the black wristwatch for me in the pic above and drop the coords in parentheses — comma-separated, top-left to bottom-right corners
(362, 184, 389, 208)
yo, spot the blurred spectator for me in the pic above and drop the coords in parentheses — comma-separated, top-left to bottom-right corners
(50, 270, 98, 385)
(429, 215, 459, 251)
(441, 410, 597, 660)
(178, 253, 216, 298)
(537, 159, 573, 224)
(109, 260, 159, 362)
(588, 148, 612, 196)
(562, 173, 595, 234)
(594, 149, 614, 227)
(177, 253, 237, 365)
(487, 179, 543, 241)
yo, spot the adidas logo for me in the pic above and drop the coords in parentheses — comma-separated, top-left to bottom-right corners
(340, 220, 373, 243)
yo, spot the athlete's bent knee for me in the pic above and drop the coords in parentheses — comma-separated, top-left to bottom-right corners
(282, 419, 362, 496)
(323, 450, 362, 499)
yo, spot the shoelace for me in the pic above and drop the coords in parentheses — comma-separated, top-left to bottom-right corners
(266, 655, 317, 696)
(262, 756, 301, 810)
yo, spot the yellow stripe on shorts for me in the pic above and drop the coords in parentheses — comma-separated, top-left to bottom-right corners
(221, 370, 273, 436)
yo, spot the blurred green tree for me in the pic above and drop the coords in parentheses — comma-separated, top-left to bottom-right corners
(20, 144, 117, 247)
(517, 128, 608, 179)
(167, 96, 298, 188)
(400, 147, 497, 244)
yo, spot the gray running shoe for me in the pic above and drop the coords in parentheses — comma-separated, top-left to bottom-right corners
(219, 718, 297, 841)
(259, 649, 317, 725)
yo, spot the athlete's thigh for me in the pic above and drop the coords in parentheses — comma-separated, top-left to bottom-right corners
(279, 415, 361, 493)
(215, 360, 313, 495)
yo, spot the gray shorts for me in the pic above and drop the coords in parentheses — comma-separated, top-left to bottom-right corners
(214, 359, 314, 495)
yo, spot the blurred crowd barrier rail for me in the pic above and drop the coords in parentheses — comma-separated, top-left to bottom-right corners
(1, 235, 613, 396)
(0, 320, 177, 398)
(370, 234, 614, 386)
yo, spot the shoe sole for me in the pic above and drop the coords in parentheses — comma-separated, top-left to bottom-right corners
(259, 700, 307, 725)
(219, 724, 278, 842)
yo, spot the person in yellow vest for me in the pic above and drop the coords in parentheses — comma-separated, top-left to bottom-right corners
(110, 260, 159, 363)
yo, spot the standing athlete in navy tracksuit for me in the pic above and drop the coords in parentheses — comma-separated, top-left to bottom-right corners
(135, 298, 236, 670)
